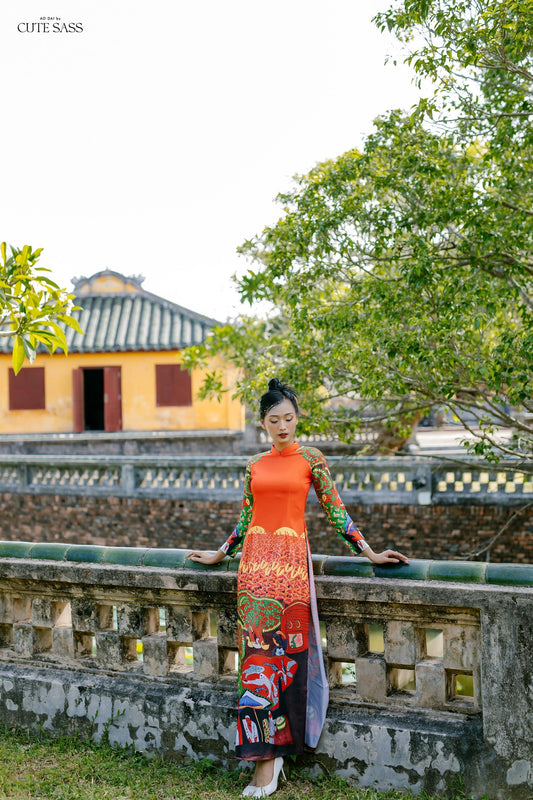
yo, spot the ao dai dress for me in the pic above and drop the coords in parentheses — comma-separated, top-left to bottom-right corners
(220, 442, 368, 761)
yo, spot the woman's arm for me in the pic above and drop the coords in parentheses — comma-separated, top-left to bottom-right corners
(188, 549, 226, 565)
(361, 546, 409, 565)
(307, 447, 409, 564)
(187, 456, 257, 564)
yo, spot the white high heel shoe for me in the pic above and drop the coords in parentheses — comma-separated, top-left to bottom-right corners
(252, 757, 286, 797)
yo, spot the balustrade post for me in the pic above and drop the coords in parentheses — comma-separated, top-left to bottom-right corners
(122, 463, 135, 496)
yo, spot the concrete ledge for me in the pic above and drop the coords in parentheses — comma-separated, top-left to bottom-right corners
(0, 661, 499, 798)
(0, 544, 531, 798)
(1, 542, 531, 587)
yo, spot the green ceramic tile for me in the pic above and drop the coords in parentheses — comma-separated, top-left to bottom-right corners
(311, 554, 327, 575)
(29, 543, 70, 561)
(102, 547, 148, 566)
(142, 549, 191, 569)
(0, 541, 33, 558)
(323, 556, 374, 578)
(65, 545, 106, 564)
(428, 561, 487, 583)
(227, 554, 242, 572)
(374, 559, 432, 581)
(485, 563, 533, 587)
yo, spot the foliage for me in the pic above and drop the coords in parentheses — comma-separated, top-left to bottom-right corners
(183, 0, 533, 464)
(0, 243, 82, 374)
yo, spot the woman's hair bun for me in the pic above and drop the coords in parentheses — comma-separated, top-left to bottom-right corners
(260, 378, 299, 419)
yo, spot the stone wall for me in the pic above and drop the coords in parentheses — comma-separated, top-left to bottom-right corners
(0, 542, 531, 799)
(0, 428, 368, 457)
(0, 492, 531, 563)
(0, 453, 531, 562)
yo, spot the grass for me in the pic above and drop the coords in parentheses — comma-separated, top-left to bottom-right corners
(0, 727, 492, 800)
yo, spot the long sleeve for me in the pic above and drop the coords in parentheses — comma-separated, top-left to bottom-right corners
(308, 448, 368, 554)
(219, 459, 255, 557)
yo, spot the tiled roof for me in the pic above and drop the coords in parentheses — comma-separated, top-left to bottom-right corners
(0, 270, 219, 354)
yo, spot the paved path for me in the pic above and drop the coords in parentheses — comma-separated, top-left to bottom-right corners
(410, 426, 512, 455)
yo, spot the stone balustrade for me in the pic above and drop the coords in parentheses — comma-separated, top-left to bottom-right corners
(0, 453, 531, 505)
(0, 541, 531, 798)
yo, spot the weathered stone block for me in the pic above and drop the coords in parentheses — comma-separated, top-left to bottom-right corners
(12, 597, 31, 623)
(51, 601, 72, 628)
(13, 623, 35, 656)
(0, 623, 13, 647)
(325, 617, 361, 660)
(121, 636, 142, 663)
(0, 594, 13, 623)
(355, 656, 387, 702)
(166, 605, 193, 642)
(34, 627, 52, 654)
(32, 598, 52, 628)
(193, 637, 218, 679)
(416, 660, 446, 708)
(443, 624, 480, 671)
(326, 659, 344, 686)
(218, 647, 238, 675)
(167, 643, 190, 672)
(74, 631, 94, 658)
(215, 607, 238, 648)
(52, 626, 74, 658)
(142, 634, 168, 677)
(384, 620, 419, 665)
(117, 604, 159, 638)
(95, 631, 122, 669)
(192, 610, 210, 640)
(96, 604, 115, 631)
(71, 598, 97, 632)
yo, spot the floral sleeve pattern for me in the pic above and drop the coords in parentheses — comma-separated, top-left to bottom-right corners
(220, 453, 262, 557)
(301, 446, 368, 554)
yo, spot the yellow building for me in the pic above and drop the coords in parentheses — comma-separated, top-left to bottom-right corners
(0, 270, 243, 434)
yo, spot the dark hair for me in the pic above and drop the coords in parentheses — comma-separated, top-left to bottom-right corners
(259, 379, 299, 419)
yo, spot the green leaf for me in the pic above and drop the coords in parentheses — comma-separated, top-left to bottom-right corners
(57, 314, 83, 335)
(12, 336, 25, 374)
(48, 322, 68, 352)
(21, 337, 36, 363)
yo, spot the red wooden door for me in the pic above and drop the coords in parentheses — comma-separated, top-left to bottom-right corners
(104, 366, 122, 432)
(72, 368, 84, 433)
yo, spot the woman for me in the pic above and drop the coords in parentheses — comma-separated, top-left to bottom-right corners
(188, 379, 408, 798)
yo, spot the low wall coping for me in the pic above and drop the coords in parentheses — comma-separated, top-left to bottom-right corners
(0, 541, 531, 587)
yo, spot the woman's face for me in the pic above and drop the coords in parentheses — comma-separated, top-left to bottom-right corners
(260, 398, 298, 451)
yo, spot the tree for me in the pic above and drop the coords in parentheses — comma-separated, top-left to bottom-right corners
(0, 243, 82, 374)
(183, 0, 533, 466)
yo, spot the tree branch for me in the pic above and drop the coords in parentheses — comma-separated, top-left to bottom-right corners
(463, 501, 533, 560)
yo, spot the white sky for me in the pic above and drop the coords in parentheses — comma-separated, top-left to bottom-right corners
(1, 0, 421, 320)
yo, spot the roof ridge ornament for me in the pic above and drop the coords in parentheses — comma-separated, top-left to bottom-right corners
(72, 269, 145, 296)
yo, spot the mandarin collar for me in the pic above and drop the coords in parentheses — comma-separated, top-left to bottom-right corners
(270, 442, 299, 457)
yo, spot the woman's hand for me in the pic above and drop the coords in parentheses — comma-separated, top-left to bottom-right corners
(187, 550, 227, 565)
(365, 547, 409, 565)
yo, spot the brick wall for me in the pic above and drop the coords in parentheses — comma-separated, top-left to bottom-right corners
(0, 492, 531, 562)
